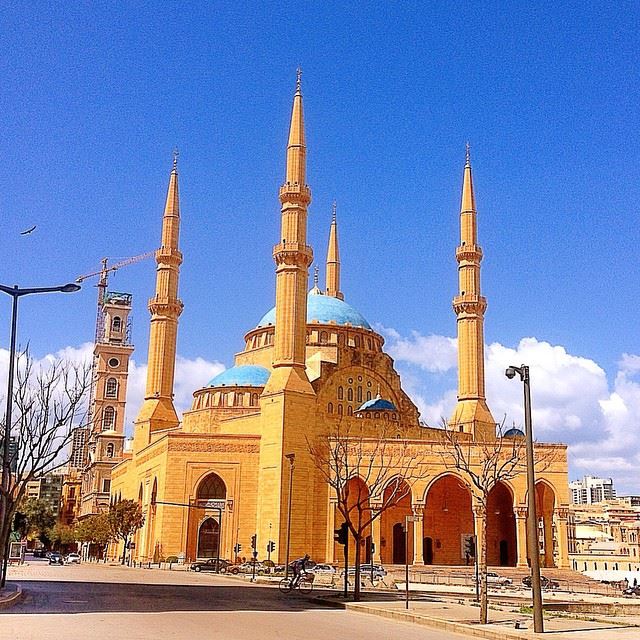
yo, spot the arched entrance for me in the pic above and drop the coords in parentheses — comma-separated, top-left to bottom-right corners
(197, 518, 220, 558)
(380, 478, 413, 565)
(423, 474, 473, 565)
(535, 481, 556, 568)
(340, 477, 371, 565)
(486, 481, 517, 566)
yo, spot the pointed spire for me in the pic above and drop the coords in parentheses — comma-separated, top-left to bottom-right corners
(285, 69, 306, 186)
(325, 200, 343, 300)
(162, 151, 180, 248)
(461, 142, 476, 214)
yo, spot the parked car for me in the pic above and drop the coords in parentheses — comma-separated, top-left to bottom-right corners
(32, 549, 46, 558)
(341, 564, 387, 580)
(237, 561, 268, 575)
(48, 552, 64, 565)
(522, 575, 559, 590)
(65, 553, 81, 564)
(474, 572, 512, 586)
(190, 558, 232, 573)
(311, 564, 336, 574)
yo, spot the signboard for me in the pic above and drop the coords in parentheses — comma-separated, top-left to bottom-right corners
(203, 499, 226, 511)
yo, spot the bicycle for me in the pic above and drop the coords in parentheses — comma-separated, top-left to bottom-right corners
(278, 571, 314, 594)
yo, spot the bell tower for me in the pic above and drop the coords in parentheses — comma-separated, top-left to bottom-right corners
(450, 145, 496, 440)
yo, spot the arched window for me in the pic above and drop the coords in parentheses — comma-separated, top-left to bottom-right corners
(251, 393, 259, 406)
(337, 404, 343, 415)
(367, 338, 372, 350)
(112, 316, 122, 332)
(138, 484, 143, 504)
(354, 335, 361, 347)
(151, 478, 158, 508)
(338, 386, 344, 400)
(366, 391, 372, 401)
(347, 406, 353, 416)
(233, 393, 243, 407)
(103, 406, 116, 430)
(347, 388, 353, 402)
(320, 331, 328, 345)
(197, 473, 227, 502)
(328, 402, 334, 414)
(357, 386, 362, 403)
(105, 378, 118, 398)
(106, 443, 115, 458)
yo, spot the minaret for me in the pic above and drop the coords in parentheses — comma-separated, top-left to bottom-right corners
(135, 151, 184, 444)
(325, 201, 343, 299)
(264, 68, 314, 393)
(258, 71, 317, 565)
(450, 144, 496, 440)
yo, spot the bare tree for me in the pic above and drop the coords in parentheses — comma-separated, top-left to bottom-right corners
(307, 418, 430, 601)
(0, 350, 90, 586)
(439, 421, 555, 625)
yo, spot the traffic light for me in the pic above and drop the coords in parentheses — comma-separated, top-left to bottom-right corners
(267, 541, 276, 553)
(334, 522, 348, 545)
(251, 534, 257, 550)
(233, 543, 242, 555)
(465, 535, 476, 558)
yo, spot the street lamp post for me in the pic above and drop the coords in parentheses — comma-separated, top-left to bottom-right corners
(284, 453, 295, 580)
(0, 282, 81, 587)
(505, 364, 544, 633)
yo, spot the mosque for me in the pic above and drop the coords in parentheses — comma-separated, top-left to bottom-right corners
(110, 75, 571, 569)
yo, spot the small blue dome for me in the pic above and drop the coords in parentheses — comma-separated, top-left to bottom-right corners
(357, 397, 397, 412)
(257, 292, 371, 330)
(504, 427, 525, 438)
(207, 365, 270, 388)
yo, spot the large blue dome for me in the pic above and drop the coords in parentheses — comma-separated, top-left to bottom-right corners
(207, 365, 270, 388)
(257, 292, 371, 330)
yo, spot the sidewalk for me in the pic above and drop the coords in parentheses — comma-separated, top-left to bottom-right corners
(325, 592, 640, 640)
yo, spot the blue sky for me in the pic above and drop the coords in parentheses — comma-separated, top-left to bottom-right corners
(1, 2, 640, 491)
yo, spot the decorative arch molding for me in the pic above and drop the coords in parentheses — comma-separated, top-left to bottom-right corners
(194, 471, 228, 503)
(421, 471, 473, 503)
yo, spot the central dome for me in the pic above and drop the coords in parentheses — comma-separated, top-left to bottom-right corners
(257, 291, 371, 329)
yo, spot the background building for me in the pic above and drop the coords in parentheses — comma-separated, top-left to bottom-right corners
(570, 476, 616, 504)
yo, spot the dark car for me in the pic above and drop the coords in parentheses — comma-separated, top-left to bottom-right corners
(623, 585, 640, 597)
(190, 558, 232, 573)
(522, 575, 559, 590)
(48, 552, 64, 565)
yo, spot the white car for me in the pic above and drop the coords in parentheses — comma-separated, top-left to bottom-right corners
(65, 553, 81, 564)
(474, 572, 512, 586)
(311, 563, 336, 574)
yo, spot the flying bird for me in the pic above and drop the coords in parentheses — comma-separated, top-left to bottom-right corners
(20, 225, 37, 236)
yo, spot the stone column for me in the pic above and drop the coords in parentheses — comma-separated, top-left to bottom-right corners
(555, 507, 570, 569)
(473, 503, 486, 567)
(326, 499, 337, 563)
(370, 503, 382, 564)
(515, 507, 528, 567)
(412, 506, 424, 565)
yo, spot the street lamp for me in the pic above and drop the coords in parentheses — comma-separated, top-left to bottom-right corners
(284, 453, 295, 580)
(0, 282, 81, 586)
(505, 364, 544, 633)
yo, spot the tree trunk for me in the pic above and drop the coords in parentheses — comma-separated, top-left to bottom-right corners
(121, 536, 128, 565)
(479, 506, 488, 625)
(353, 533, 362, 602)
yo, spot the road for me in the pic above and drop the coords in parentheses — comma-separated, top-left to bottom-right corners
(1, 559, 466, 640)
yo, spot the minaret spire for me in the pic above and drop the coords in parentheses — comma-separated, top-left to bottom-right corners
(325, 200, 343, 300)
(135, 154, 184, 441)
(266, 71, 313, 389)
(450, 145, 495, 440)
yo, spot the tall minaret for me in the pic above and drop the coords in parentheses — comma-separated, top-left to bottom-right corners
(450, 144, 496, 440)
(135, 152, 184, 444)
(258, 71, 317, 565)
(325, 201, 343, 299)
(264, 68, 314, 393)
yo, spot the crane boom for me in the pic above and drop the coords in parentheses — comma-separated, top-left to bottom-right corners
(75, 251, 155, 283)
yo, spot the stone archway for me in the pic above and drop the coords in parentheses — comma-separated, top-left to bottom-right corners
(535, 481, 556, 568)
(423, 474, 473, 565)
(380, 478, 412, 565)
(197, 517, 220, 558)
(486, 481, 517, 566)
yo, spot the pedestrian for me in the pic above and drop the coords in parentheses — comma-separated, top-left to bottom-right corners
(634, 577, 638, 588)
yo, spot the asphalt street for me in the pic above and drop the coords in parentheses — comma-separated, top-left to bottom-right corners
(1, 559, 467, 640)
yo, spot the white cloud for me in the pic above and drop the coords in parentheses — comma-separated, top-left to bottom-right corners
(382, 327, 640, 495)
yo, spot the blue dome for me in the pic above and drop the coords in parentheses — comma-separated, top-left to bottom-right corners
(257, 292, 371, 329)
(504, 427, 525, 438)
(357, 397, 397, 412)
(207, 365, 270, 388)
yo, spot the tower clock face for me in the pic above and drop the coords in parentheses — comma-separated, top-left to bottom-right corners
(108, 358, 120, 368)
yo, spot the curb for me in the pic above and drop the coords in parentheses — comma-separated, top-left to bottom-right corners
(343, 602, 534, 640)
(0, 584, 24, 610)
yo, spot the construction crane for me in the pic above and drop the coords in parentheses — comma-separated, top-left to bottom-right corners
(76, 251, 155, 341)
